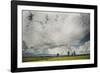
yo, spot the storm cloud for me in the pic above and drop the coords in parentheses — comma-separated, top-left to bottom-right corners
(22, 10, 90, 55)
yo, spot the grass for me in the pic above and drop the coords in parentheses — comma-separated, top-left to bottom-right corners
(22, 54, 90, 62)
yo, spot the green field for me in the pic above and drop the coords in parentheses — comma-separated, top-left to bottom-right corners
(22, 54, 90, 62)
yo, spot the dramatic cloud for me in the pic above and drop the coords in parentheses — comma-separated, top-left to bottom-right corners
(23, 41, 90, 56)
(22, 10, 90, 56)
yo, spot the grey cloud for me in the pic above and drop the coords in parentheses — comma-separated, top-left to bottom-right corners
(22, 11, 90, 51)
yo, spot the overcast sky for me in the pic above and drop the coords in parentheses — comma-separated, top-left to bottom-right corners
(22, 10, 90, 49)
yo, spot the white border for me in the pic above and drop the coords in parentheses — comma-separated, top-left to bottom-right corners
(17, 5, 94, 68)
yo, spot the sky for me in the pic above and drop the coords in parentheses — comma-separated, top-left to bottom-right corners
(22, 10, 90, 55)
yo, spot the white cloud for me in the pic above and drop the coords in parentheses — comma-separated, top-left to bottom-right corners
(77, 41, 90, 54)
(23, 41, 90, 56)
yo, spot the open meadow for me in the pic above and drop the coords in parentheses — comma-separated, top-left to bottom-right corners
(23, 54, 90, 62)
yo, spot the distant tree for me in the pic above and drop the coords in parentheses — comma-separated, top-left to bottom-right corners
(73, 51, 76, 56)
(57, 53, 59, 56)
(68, 51, 70, 56)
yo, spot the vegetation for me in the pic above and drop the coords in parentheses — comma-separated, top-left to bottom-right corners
(22, 54, 90, 62)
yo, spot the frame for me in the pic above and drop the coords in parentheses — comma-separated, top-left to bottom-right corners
(11, 1, 97, 72)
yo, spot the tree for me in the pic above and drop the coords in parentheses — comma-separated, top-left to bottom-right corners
(73, 51, 76, 56)
(57, 53, 59, 56)
(68, 51, 70, 56)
